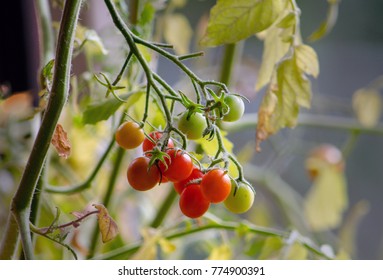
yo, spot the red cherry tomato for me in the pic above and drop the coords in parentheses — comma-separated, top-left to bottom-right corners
(127, 157, 160, 191)
(179, 184, 210, 218)
(201, 169, 231, 203)
(173, 167, 204, 194)
(159, 149, 193, 182)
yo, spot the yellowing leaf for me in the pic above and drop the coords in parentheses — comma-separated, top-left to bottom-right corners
(295, 44, 320, 78)
(51, 124, 71, 159)
(256, 50, 314, 151)
(164, 14, 193, 55)
(258, 236, 283, 259)
(339, 200, 370, 257)
(158, 238, 176, 254)
(207, 244, 232, 260)
(284, 242, 308, 260)
(255, 26, 291, 91)
(304, 167, 348, 232)
(352, 88, 382, 127)
(76, 24, 108, 56)
(308, 0, 339, 42)
(93, 204, 119, 243)
(131, 228, 160, 260)
(201, 0, 286, 47)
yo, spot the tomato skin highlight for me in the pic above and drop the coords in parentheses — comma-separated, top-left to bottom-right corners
(201, 169, 231, 203)
(142, 131, 174, 154)
(159, 149, 193, 182)
(173, 167, 204, 194)
(115, 121, 145, 149)
(179, 184, 210, 218)
(224, 182, 255, 214)
(127, 157, 160, 191)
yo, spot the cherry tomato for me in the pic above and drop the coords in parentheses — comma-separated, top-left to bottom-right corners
(179, 184, 210, 218)
(142, 131, 174, 154)
(178, 112, 207, 140)
(173, 167, 204, 194)
(115, 121, 145, 149)
(223, 95, 245, 122)
(159, 149, 193, 182)
(224, 182, 255, 214)
(127, 157, 160, 191)
(201, 169, 231, 203)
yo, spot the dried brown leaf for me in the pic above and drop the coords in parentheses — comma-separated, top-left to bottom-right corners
(51, 124, 71, 159)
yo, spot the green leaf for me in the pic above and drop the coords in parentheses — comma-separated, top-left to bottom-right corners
(304, 166, 348, 232)
(83, 98, 123, 125)
(255, 26, 291, 91)
(201, 0, 287, 47)
(164, 14, 193, 55)
(83, 91, 144, 125)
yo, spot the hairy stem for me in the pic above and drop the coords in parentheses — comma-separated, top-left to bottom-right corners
(9, 0, 83, 259)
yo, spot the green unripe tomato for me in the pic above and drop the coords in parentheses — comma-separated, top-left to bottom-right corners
(224, 182, 255, 214)
(178, 112, 207, 140)
(223, 95, 245, 122)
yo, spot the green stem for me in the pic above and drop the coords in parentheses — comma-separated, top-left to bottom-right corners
(86, 147, 125, 259)
(9, 0, 83, 260)
(219, 44, 237, 87)
(93, 219, 329, 260)
(221, 113, 383, 135)
(150, 188, 178, 228)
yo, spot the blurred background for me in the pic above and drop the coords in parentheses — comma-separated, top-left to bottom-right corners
(1, 0, 383, 259)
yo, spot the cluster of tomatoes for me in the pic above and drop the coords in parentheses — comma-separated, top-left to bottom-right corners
(114, 94, 254, 218)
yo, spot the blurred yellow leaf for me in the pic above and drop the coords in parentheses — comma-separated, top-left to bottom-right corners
(51, 124, 71, 159)
(339, 200, 370, 257)
(304, 167, 348, 231)
(284, 242, 308, 260)
(352, 88, 382, 127)
(158, 238, 176, 254)
(131, 228, 160, 260)
(93, 204, 119, 243)
(164, 14, 192, 55)
(207, 244, 232, 260)
(258, 236, 283, 259)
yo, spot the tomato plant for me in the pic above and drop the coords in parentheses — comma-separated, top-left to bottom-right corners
(201, 169, 231, 203)
(127, 156, 160, 191)
(1, 0, 358, 262)
(115, 121, 145, 150)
